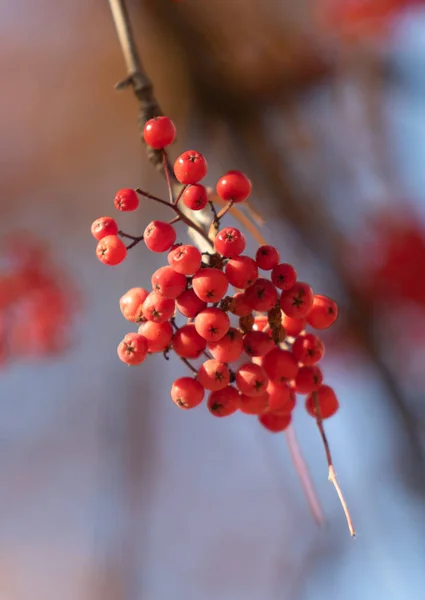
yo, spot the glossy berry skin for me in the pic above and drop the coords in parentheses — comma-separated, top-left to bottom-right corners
(168, 244, 202, 275)
(266, 381, 296, 414)
(143, 116, 176, 149)
(207, 385, 239, 417)
(144, 221, 176, 253)
(305, 385, 339, 419)
(255, 245, 280, 270)
(235, 363, 269, 397)
(238, 392, 269, 415)
(175, 289, 206, 318)
(120, 287, 149, 322)
(243, 330, 274, 357)
(151, 266, 187, 299)
(171, 377, 204, 410)
(117, 332, 148, 366)
(230, 292, 252, 317)
(197, 359, 231, 391)
(91, 216, 118, 241)
(182, 184, 208, 211)
(259, 412, 291, 433)
(225, 256, 258, 289)
(172, 323, 207, 359)
(96, 235, 127, 266)
(307, 294, 339, 330)
(293, 365, 323, 394)
(174, 150, 208, 184)
(280, 281, 314, 318)
(195, 307, 230, 342)
(292, 333, 325, 365)
(114, 188, 139, 212)
(138, 320, 173, 353)
(192, 267, 229, 303)
(216, 170, 252, 203)
(271, 263, 297, 291)
(262, 348, 299, 383)
(142, 291, 175, 323)
(281, 314, 306, 338)
(214, 227, 246, 258)
(208, 327, 244, 363)
(245, 278, 278, 312)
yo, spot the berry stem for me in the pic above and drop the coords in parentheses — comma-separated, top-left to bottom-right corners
(208, 200, 234, 239)
(312, 391, 356, 537)
(173, 184, 187, 207)
(135, 188, 172, 207)
(162, 150, 174, 204)
(179, 356, 198, 375)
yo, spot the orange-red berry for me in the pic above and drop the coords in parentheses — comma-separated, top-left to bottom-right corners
(216, 170, 252, 203)
(96, 235, 127, 266)
(171, 377, 204, 409)
(307, 294, 339, 330)
(197, 359, 231, 391)
(207, 385, 239, 417)
(144, 116, 176, 149)
(305, 385, 339, 419)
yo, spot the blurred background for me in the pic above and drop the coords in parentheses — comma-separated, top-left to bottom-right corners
(1, 0, 425, 598)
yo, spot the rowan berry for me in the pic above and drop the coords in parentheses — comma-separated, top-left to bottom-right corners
(230, 291, 252, 316)
(114, 188, 139, 212)
(119, 287, 149, 322)
(175, 288, 206, 318)
(214, 227, 246, 258)
(117, 332, 148, 365)
(207, 385, 239, 417)
(194, 307, 230, 342)
(138, 320, 173, 353)
(253, 315, 269, 331)
(174, 150, 207, 184)
(259, 412, 291, 433)
(172, 323, 207, 359)
(243, 330, 274, 357)
(143, 116, 176, 149)
(281, 314, 306, 338)
(266, 381, 296, 414)
(216, 170, 252, 203)
(262, 348, 299, 383)
(142, 291, 175, 323)
(225, 256, 258, 289)
(305, 385, 339, 419)
(307, 294, 339, 330)
(197, 359, 231, 391)
(238, 392, 269, 415)
(292, 333, 325, 365)
(171, 377, 204, 409)
(245, 278, 278, 312)
(235, 363, 269, 396)
(255, 245, 280, 270)
(208, 327, 244, 363)
(96, 235, 127, 266)
(280, 281, 314, 318)
(293, 365, 323, 394)
(144, 221, 176, 253)
(192, 267, 229, 303)
(91, 216, 118, 241)
(182, 184, 208, 211)
(168, 244, 202, 275)
(271, 263, 297, 291)
(151, 266, 187, 299)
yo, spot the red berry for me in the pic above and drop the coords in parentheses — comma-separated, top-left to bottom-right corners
(245, 278, 278, 312)
(207, 386, 239, 417)
(96, 235, 127, 266)
(192, 267, 229, 303)
(208, 327, 244, 363)
(91, 216, 118, 241)
(151, 266, 187, 299)
(235, 363, 269, 396)
(281, 314, 306, 338)
(197, 359, 231, 391)
(119, 287, 149, 322)
(117, 332, 148, 365)
(138, 320, 173, 353)
(168, 244, 202, 275)
(306, 294, 339, 330)
(143, 116, 176, 149)
(144, 221, 176, 253)
(255, 245, 280, 270)
(182, 184, 208, 211)
(253, 315, 268, 331)
(172, 323, 207, 359)
(271, 263, 297, 291)
(305, 385, 339, 419)
(175, 288, 206, 318)
(292, 333, 325, 365)
(142, 291, 175, 323)
(293, 365, 323, 394)
(262, 348, 299, 383)
(194, 307, 230, 342)
(171, 377, 204, 410)
(239, 392, 269, 415)
(243, 330, 274, 357)
(230, 291, 252, 316)
(266, 381, 296, 414)
(280, 282, 314, 318)
(214, 227, 246, 258)
(216, 170, 252, 203)
(259, 412, 291, 433)
(225, 255, 258, 289)
(114, 188, 139, 212)
(174, 150, 207, 184)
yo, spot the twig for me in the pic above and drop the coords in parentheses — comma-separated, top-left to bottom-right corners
(162, 150, 174, 204)
(173, 185, 187, 207)
(135, 188, 171, 207)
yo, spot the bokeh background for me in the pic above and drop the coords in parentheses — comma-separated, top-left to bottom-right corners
(1, 0, 425, 598)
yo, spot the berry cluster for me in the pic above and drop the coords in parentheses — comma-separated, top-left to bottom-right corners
(91, 116, 340, 434)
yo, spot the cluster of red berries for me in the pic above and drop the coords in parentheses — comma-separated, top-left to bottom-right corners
(91, 116, 340, 433)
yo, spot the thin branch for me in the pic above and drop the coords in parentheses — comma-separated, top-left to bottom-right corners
(135, 188, 171, 207)
(162, 150, 175, 204)
(179, 356, 198, 375)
